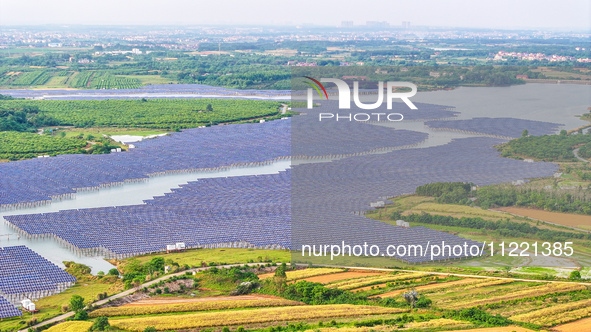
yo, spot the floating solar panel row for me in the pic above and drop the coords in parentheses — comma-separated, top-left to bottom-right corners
(7, 137, 559, 263)
(291, 137, 559, 263)
(0, 120, 291, 207)
(0, 246, 76, 307)
(425, 117, 564, 138)
(291, 105, 427, 157)
(0, 84, 290, 99)
(0, 294, 21, 319)
(6, 172, 292, 258)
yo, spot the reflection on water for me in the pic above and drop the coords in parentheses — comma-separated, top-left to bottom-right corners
(0, 161, 291, 273)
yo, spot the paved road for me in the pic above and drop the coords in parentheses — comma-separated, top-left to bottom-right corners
(573, 148, 589, 163)
(21, 262, 270, 332)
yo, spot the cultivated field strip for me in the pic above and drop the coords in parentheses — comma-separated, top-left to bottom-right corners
(510, 298, 591, 326)
(369, 278, 512, 298)
(89, 298, 304, 317)
(301, 272, 384, 284)
(439, 282, 585, 309)
(109, 304, 407, 331)
(283, 268, 347, 281)
(44, 321, 93, 332)
(326, 273, 429, 290)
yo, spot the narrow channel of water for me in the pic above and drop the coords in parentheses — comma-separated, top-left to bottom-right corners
(0, 160, 291, 273)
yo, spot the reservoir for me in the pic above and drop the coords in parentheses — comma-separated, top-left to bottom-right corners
(1, 83, 589, 272)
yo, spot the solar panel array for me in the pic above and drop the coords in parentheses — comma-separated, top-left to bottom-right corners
(0, 246, 76, 307)
(291, 101, 458, 157)
(291, 136, 559, 263)
(425, 117, 564, 138)
(0, 294, 21, 319)
(6, 172, 291, 258)
(6, 136, 558, 263)
(0, 120, 291, 209)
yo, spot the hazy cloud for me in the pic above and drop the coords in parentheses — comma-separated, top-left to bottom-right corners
(0, 0, 589, 30)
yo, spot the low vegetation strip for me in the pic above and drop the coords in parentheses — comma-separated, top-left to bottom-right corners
(509, 298, 591, 326)
(109, 304, 406, 331)
(327, 273, 429, 290)
(446, 283, 585, 309)
(89, 298, 303, 317)
(44, 321, 93, 332)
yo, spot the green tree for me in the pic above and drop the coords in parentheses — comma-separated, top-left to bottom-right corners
(144, 327, 157, 332)
(90, 316, 110, 331)
(72, 310, 88, 321)
(206, 104, 213, 112)
(274, 265, 287, 278)
(69, 295, 85, 313)
(145, 257, 165, 273)
(521, 129, 528, 137)
(107, 268, 119, 276)
(570, 270, 582, 280)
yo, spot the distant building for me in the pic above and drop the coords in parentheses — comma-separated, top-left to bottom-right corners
(402, 21, 411, 29)
(366, 21, 389, 28)
(516, 75, 528, 79)
(341, 21, 354, 28)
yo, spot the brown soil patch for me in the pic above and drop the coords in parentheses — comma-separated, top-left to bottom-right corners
(370, 279, 479, 298)
(445, 327, 534, 332)
(495, 207, 591, 229)
(302, 271, 383, 284)
(553, 316, 591, 332)
(257, 272, 275, 280)
(123, 294, 283, 306)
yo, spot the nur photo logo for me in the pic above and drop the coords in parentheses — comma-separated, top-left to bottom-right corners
(304, 77, 419, 110)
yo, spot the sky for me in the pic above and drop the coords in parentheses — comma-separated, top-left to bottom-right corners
(0, 0, 590, 30)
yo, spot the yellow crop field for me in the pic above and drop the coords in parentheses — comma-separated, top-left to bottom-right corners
(510, 298, 591, 326)
(371, 278, 511, 298)
(406, 318, 469, 329)
(110, 304, 407, 331)
(90, 298, 303, 317)
(426, 279, 514, 296)
(327, 273, 429, 290)
(304, 326, 391, 332)
(409, 202, 509, 219)
(285, 268, 347, 281)
(259, 268, 345, 281)
(445, 283, 585, 309)
(44, 321, 93, 332)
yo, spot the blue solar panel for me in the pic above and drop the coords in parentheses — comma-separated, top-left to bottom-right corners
(0, 246, 76, 306)
(0, 294, 21, 319)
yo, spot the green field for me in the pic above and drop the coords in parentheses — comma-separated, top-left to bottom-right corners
(117, 248, 291, 273)
(0, 99, 284, 129)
